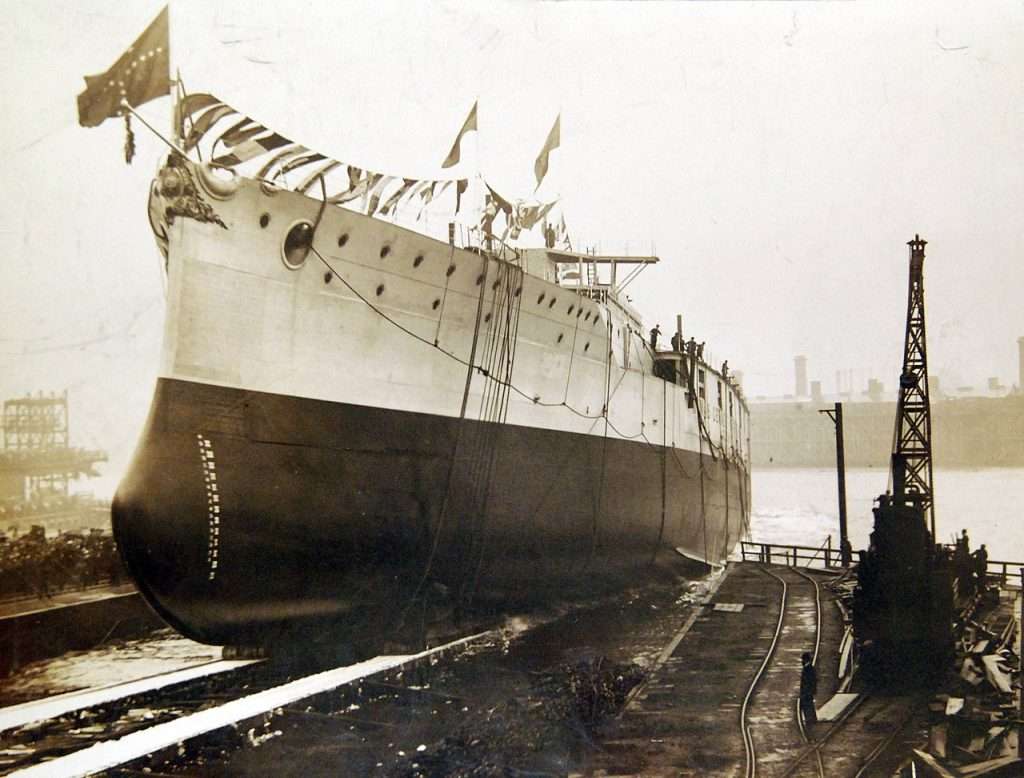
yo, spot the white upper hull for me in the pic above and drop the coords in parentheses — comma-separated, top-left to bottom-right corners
(155, 162, 749, 467)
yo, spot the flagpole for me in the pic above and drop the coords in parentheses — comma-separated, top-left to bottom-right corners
(120, 99, 187, 158)
(166, 2, 179, 147)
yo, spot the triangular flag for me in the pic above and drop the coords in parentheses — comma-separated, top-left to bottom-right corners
(533, 114, 560, 188)
(441, 101, 478, 169)
(379, 178, 418, 216)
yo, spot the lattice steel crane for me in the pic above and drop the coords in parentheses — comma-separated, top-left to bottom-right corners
(891, 234, 935, 537)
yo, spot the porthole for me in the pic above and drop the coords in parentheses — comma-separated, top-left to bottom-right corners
(323, 272, 332, 284)
(576, 309, 583, 318)
(413, 254, 424, 268)
(537, 293, 546, 304)
(432, 299, 441, 310)
(446, 264, 456, 277)
(476, 274, 484, 286)
(259, 213, 270, 229)
(557, 333, 564, 343)
(380, 245, 391, 259)
(568, 305, 574, 316)
(548, 298, 556, 308)
(514, 287, 522, 297)
(584, 342, 591, 352)
(492, 279, 501, 291)
(282, 220, 314, 269)
(375, 283, 385, 296)
(338, 233, 349, 247)
(484, 313, 492, 323)
(584, 312, 591, 321)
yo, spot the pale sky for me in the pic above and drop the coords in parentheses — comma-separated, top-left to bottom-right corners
(2, 1, 1022, 495)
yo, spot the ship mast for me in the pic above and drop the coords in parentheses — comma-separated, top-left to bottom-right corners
(891, 234, 935, 537)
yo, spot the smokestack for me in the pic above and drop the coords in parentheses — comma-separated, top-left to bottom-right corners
(794, 355, 808, 398)
(867, 378, 883, 402)
(1018, 337, 1024, 392)
(810, 380, 823, 403)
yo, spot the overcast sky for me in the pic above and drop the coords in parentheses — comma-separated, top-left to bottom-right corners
(2, 1, 1021, 494)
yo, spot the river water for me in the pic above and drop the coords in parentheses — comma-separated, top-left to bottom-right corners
(748, 467, 1024, 564)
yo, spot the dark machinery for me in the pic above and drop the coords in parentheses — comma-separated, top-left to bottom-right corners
(853, 236, 953, 686)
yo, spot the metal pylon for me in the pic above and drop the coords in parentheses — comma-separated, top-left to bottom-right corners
(892, 234, 935, 536)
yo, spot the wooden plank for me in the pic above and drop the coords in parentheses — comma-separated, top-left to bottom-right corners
(816, 692, 859, 722)
(912, 749, 964, 777)
(959, 756, 1022, 776)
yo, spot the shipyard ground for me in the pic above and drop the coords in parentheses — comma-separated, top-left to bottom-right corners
(110, 562, 873, 777)
(8, 562, 1004, 776)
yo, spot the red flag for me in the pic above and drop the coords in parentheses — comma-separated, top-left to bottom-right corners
(441, 101, 478, 169)
(77, 6, 171, 128)
(533, 115, 560, 188)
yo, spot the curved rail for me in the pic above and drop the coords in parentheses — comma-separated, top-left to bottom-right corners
(740, 566, 788, 778)
(851, 701, 917, 778)
(745, 566, 824, 778)
(791, 567, 825, 778)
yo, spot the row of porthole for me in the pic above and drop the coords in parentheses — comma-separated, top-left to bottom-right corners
(265, 212, 469, 282)
(535, 291, 600, 327)
(320, 269, 596, 353)
(270, 218, 591, 331)
(266, 214, 600, 351)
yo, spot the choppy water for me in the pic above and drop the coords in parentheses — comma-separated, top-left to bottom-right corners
(748, 467, 1024, 564)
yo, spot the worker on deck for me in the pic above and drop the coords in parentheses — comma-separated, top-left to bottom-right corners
(954, 532, 975, 598)
(973, 544, 989, 594)
(799, 652, 817, 729)
(649, 324, 661, 350)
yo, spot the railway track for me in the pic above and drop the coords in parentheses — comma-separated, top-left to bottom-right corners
(739, 564, 917, 778)
(779, 692, 918, 778)
(740, 565, 824, 778)
(0, 632, 493, 777)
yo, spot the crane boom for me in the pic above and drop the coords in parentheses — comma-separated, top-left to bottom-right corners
(891, 234, 935, 537)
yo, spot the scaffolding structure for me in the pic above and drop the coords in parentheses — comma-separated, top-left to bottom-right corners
(0, 391, 106, 499)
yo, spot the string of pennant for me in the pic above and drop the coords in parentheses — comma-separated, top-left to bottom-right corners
(179, 93, 471, 220)
(178, 93, 563, 242)
(77, 8, 567, 244)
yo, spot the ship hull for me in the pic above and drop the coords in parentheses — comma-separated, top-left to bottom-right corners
(114, 160, 751, 647)
(113, 376, 745, 646)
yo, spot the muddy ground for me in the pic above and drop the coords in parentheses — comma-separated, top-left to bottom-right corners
(160, 569, 719, 776)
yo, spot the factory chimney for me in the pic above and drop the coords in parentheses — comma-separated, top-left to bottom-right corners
(794, 355, 808, 398)
(1018, 337, 1024, 392)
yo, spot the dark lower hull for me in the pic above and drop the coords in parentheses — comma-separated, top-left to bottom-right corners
(113, 378, 748, 646)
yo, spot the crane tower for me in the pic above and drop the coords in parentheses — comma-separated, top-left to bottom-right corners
(892, 234, 935, 537)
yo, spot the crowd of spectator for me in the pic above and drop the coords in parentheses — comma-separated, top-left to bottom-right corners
(0, 526, 124, 600)
(0, 493, 104, 522)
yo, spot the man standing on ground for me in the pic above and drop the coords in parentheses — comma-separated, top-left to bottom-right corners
(800, 651, 818, 729)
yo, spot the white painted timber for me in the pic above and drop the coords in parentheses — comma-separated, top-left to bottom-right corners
(10, 631, 494, 778)
(815, 692, 860, 722)
(0, 660, 260, 735)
